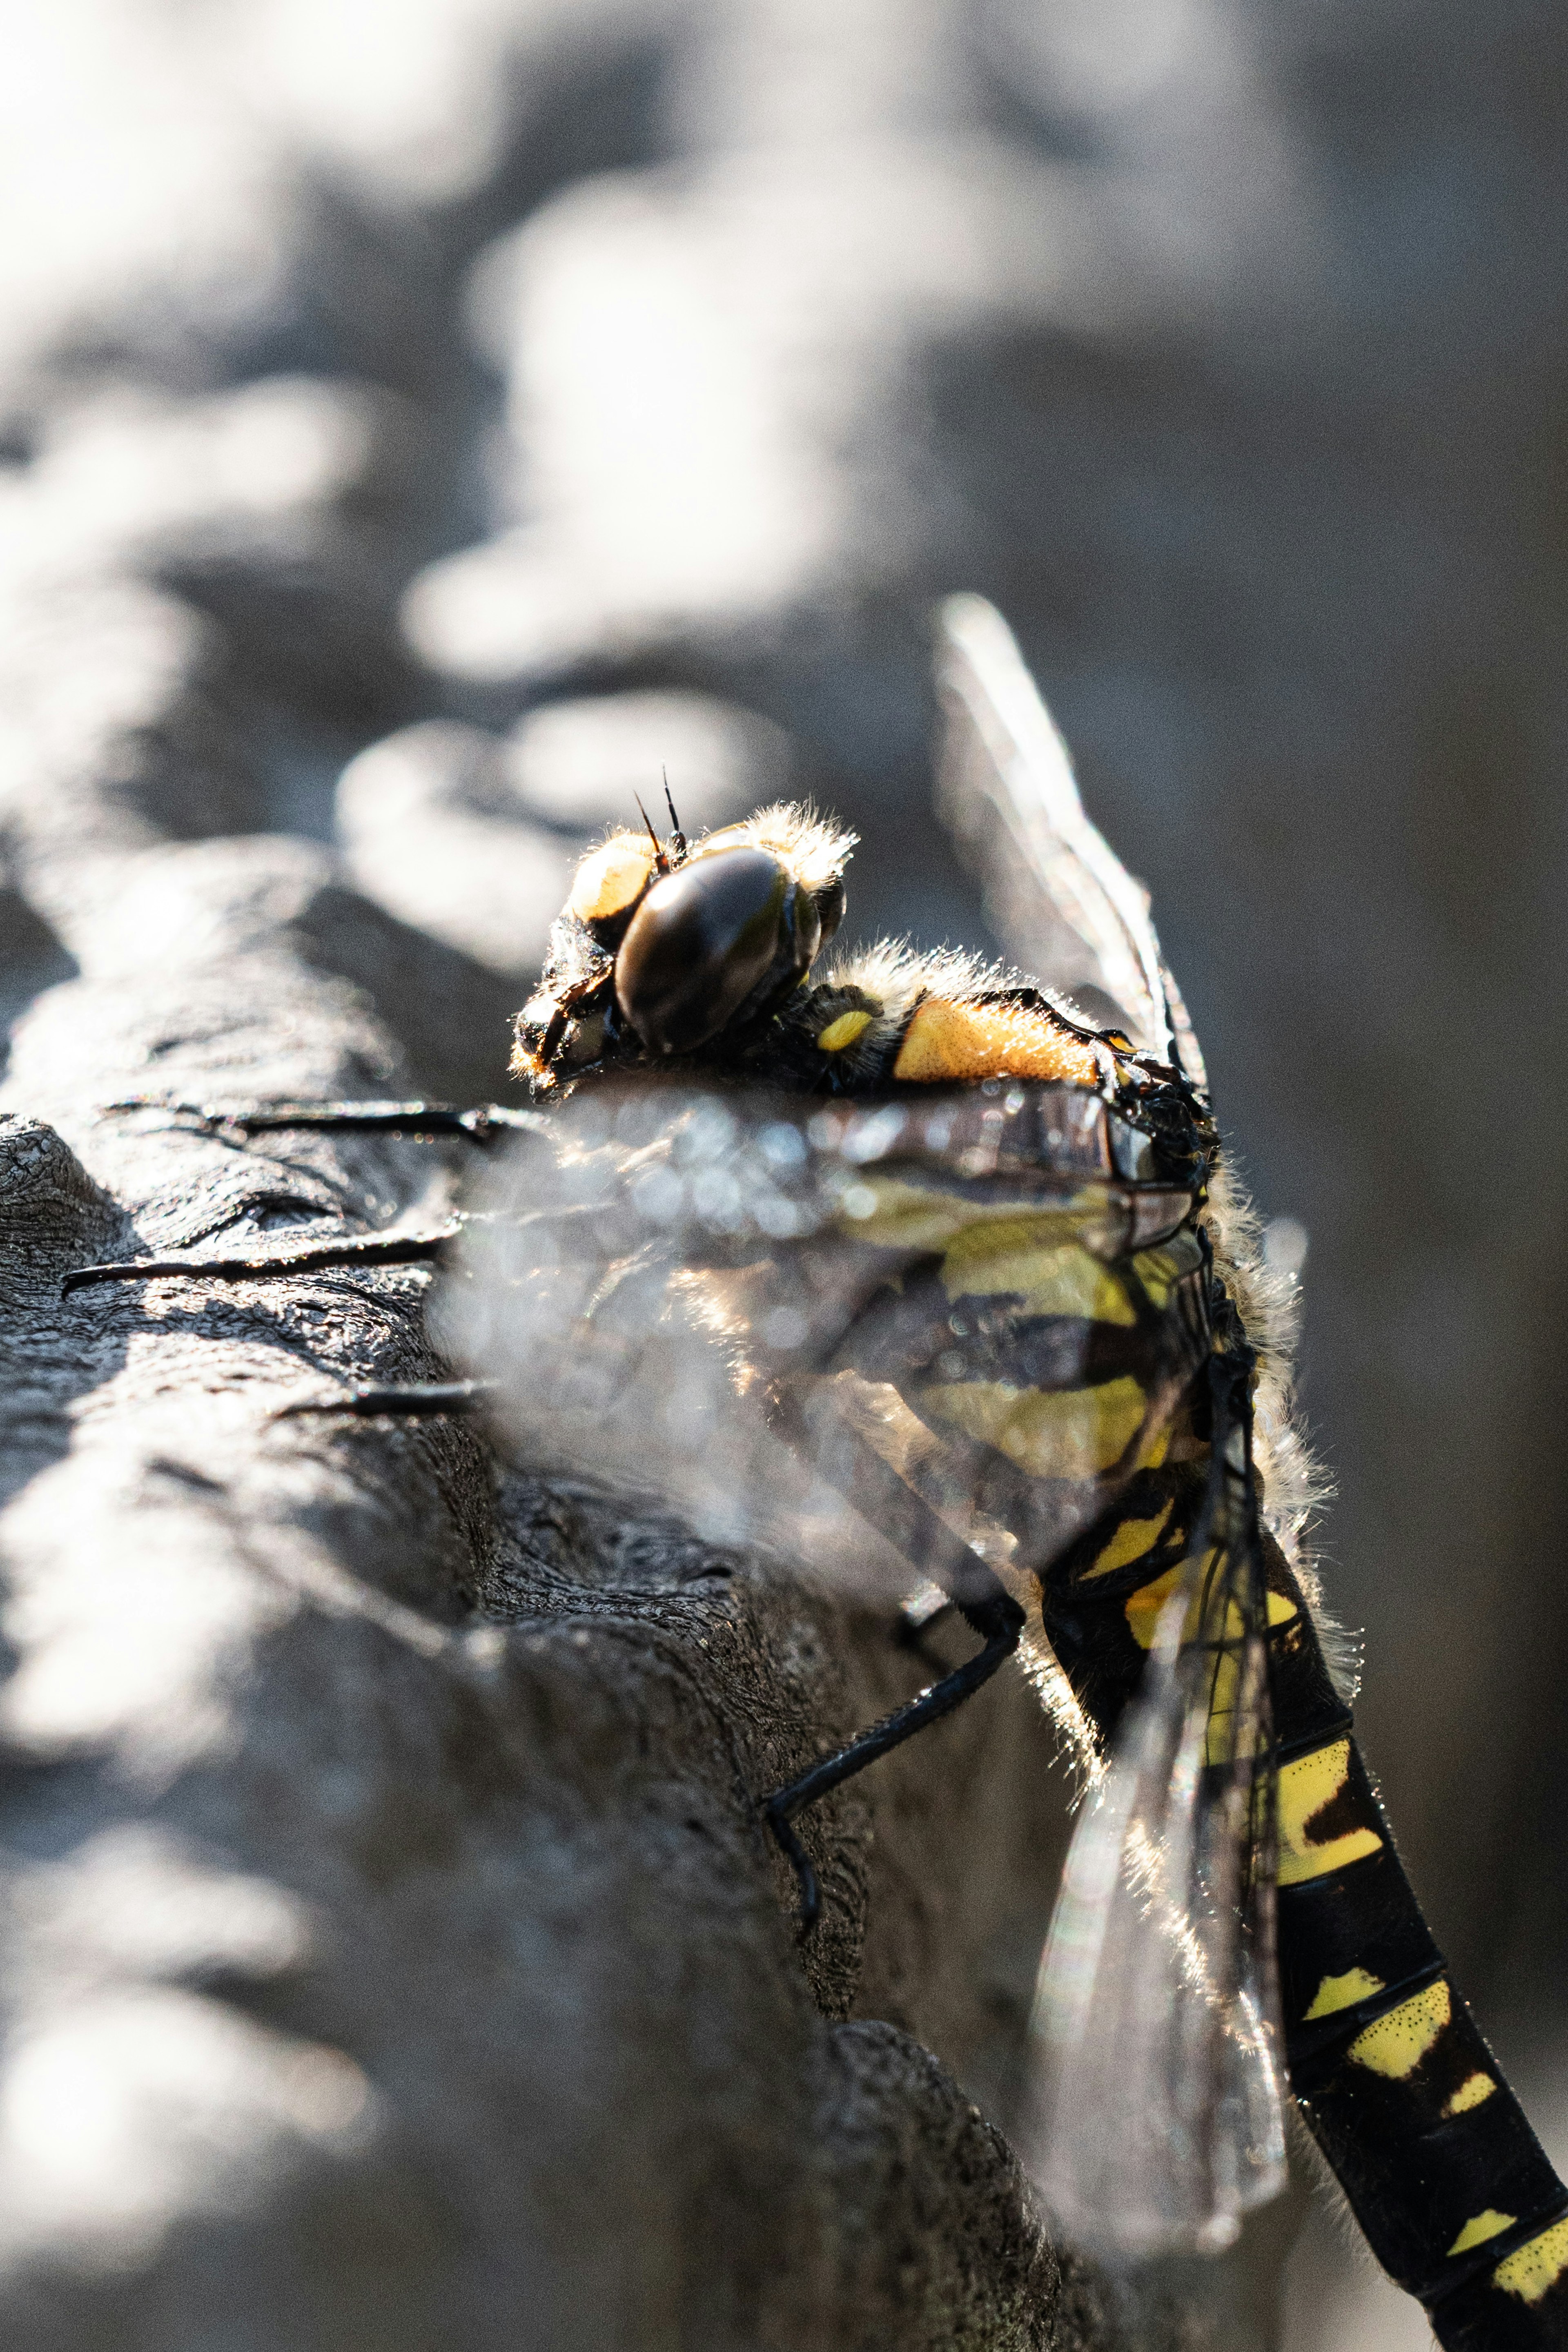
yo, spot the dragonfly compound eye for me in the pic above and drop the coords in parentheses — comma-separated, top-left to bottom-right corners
(615, 845, 822, 1057)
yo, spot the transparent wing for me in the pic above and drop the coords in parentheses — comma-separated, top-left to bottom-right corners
(1016, 1416, 1287, 2258)
(440, 1078, 1271, 2252)
(934, 593, 1206, 1088)
(436, 1081, 1206, 1610)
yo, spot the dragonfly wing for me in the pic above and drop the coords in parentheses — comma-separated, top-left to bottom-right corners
(439, 1082, 1207, 1610)
(439, 1103, 902, 1597)
(933, 593, 1205, 1088)
(1018, 1544, 1287, 2260)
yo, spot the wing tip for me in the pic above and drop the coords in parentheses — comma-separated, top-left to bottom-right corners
(933, 593, 1038, 710)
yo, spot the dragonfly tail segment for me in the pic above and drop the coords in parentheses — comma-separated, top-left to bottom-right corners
(1236, 1318, 1568, 2343)
(1278, 1718, 1568, 2349)
(1041, 1409, 1568, 2343)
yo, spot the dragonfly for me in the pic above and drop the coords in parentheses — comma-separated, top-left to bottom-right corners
(69, 596, 1568, 2349)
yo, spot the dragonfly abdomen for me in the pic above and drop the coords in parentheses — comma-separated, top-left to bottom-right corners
(1277, 1728, 1568, 2347)
(1051, 1486, 1568, 2345)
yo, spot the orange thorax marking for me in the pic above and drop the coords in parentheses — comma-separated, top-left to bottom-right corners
(891, 998, 1101, 1086)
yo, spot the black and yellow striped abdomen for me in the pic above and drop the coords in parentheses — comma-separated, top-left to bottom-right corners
(727, 1083, 1568, 2346)
(813, 1169, 1211, 1596)
(816, 1162, 1568, 2347)
(1274, 1728, 1568, 2346)
(1047, 1477, 1568, 2346)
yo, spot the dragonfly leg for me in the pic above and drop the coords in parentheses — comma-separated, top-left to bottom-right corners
(62, 1222, 460, 1297)
(762, 1590, 1024, 1931)
(105, 1097, 546, 1145)
(273, 1379, 493, 1422)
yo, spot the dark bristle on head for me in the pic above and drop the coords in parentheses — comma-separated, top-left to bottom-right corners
(662, 768, 686, 858)
(633, 793, 670, 874)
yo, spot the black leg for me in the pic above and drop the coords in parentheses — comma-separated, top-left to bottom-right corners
(273, 1378, 494, 1422)
(63, 1221, 461, 1297)
(762, 1590, 1025, 1930)
(106, 1097, 547, 1145)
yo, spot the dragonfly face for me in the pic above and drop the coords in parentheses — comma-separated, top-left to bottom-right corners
(512, 809, 852, 1081)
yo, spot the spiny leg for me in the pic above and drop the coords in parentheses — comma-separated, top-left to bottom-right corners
(273, 1378, 494, 1422)
(106, 1098, 547, 1145)
(763, 1588, 1025, 1930)
(62, 1221, 461, 1297)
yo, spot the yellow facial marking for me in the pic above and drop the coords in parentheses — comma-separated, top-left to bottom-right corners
(1444, 2072, 1497, 2118)
(817, 1008, 874, 1052)
(921, 1375, 1148, 1479)
(1303, 1967, 1385, 2022)
(1276, 1739, 1384, 1886)
(1082, 1500, 1176, 1580)
(568, 833, 657, 925)
(1348, 1979, 1451, 2079)
(1495, 2215, 1568, 2304)
(1448, 2211, 1517, 2259)
(892, 997, 1102, 1086)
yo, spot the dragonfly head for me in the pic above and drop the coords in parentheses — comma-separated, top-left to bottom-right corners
(615, 840, 826, 1057)
(513, 803, 855, 1084)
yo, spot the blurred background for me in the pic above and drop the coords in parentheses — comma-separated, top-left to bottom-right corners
(2, 0, 1565, 2342)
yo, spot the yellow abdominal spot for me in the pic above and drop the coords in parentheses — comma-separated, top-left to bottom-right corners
(1124, 1556, 1223, 1649)
(940, 1225, 1137, 1322)
(1495, 2215, 1568, 2304)
(1449, 2211, 1516, 2259)
(1444, 2072, 1497, 2118)
(568, 833, 657, 925)
(1276, 1739, 1384, 1886)
(1082, 1499, 1176, 1580)
(831, 1178, 1094, 1266)
(1303, 1967, 1385, 2022)
(817, 1008, 874, 1052)
(1122, 1560, 1294, 1649)
(921, 1375, 1148, 1479)
(1122, 1554, 1248, 1761)
(1129, 1242, 1195, 1310)
(893, 997, 1102, 1086)
(1348, 1979, 1451, 2079)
